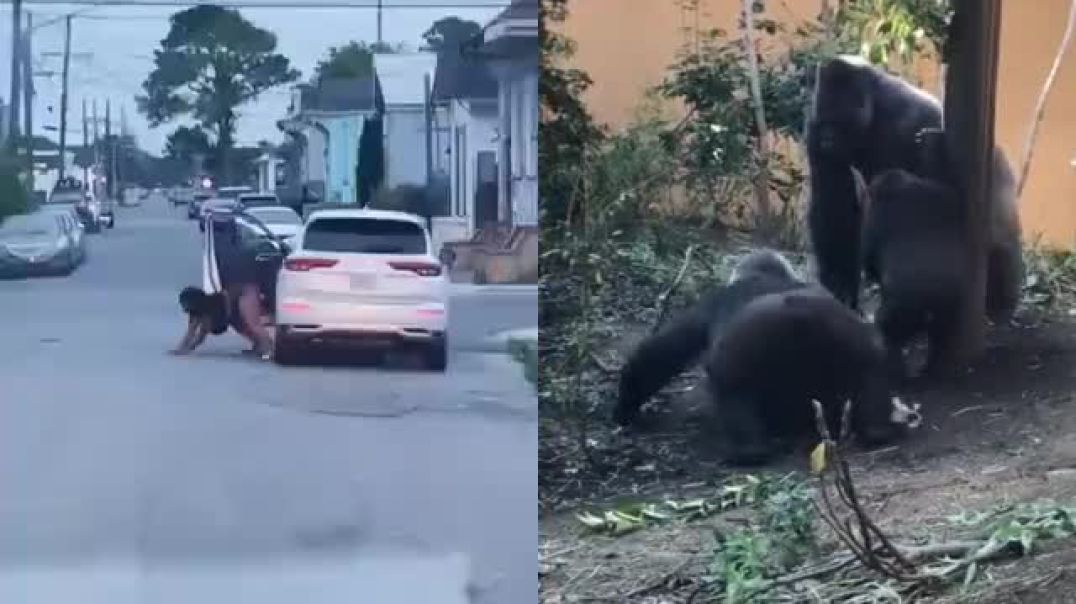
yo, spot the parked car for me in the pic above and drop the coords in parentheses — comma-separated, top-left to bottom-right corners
(47, 186, 101, 233)
(273, 208, 448, 370)
(237, 192, 281, 210)
(243, 205, 303, 244)
(188, 191, 214, 219)
(217, 186, 254, 201)
(39, 206, 87, 264)
(172, 187, 194, 207)
(0, 212, 81, 277)
(197, 198, 240, 231)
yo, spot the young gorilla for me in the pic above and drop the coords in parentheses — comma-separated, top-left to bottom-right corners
(806, 55, 1023, 322)
(855, 166, 971, 379)
(704, 287, 918, 465)
(613, 249, 808, 427)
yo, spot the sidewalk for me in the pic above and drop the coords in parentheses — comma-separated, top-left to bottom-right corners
(449, 283, 538, 296)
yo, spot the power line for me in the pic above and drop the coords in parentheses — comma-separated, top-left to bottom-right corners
(11, 1, 513, 8)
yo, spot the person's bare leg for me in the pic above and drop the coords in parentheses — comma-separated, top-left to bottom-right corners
(237, 284, 273, 356)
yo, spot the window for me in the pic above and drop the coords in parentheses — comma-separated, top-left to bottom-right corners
(303, 218, 427, 255)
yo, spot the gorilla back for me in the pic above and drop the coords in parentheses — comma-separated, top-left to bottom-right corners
(614, 250, 806, 426)
(806, 56, 1022, 318)
(705, 287, 910, 465)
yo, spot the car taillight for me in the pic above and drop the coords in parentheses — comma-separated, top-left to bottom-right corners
(284, 258, 338, 272)
(389, 261, 442, 277)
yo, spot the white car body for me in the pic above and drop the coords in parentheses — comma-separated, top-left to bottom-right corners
(274, 208, 449, 369)
(243, 206, 303, 243)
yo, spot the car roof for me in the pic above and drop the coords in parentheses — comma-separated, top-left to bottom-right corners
(239, 192, 276, 198)
(305, 207, 426, 226)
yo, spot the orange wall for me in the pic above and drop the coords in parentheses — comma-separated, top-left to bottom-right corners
(557, 0, 1076, 248)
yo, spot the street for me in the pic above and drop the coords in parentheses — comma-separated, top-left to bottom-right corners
(0, 201, 538, 603)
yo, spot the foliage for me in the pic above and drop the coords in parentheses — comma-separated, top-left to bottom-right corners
(137, 5, 299, 181)
(164, 125, 213, 164)
(314, 40, 401, 82)
(421, 17, 481, 54)
(539, 0, 605, 229)
(835, 0, 952, 67)
(356, 115, 385, 207)
(508, 338, 538, 389)
(0, 153, 29, 220)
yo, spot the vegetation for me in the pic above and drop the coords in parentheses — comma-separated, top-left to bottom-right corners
(137, 5, 299, 183)
(314, 40, 401, 81)
(0, 153, 30, 221)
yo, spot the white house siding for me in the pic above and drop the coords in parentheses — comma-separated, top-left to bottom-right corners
(304, 126, 327, 188)
(496, 67, 538, 227)
(383, 106, 429, 189)
(446, 100, 499, 237)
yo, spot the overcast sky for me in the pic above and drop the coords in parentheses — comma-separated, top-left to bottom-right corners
(0, 0, 506, 154)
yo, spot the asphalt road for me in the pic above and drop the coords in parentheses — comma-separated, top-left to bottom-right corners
(0, 200, 538, 603)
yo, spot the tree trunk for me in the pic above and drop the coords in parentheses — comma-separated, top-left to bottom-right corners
(740, 0, 774, 238)
(937, 0, 1002, 369)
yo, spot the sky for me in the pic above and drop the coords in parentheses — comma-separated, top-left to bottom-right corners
(0, 0, 506, 154)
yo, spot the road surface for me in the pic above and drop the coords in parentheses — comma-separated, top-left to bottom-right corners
(0, 200, 538, 603)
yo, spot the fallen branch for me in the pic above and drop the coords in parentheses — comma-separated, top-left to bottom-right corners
(1017, 0, 1076, 199)
(651, 244, 696, 333)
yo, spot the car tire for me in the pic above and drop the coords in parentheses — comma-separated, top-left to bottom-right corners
(423, 337, 448, 372)
(273, 328, 303, 366)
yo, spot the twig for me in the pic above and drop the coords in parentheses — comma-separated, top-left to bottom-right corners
(1017, 0, 1076, 199)
(588, 351, 617, 373)
(651, 244, 696, 334)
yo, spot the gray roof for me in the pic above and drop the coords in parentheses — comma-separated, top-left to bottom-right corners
(301, 78, 377, 113)
(431, 50, 498, 102)
(494, 0, 538, 21)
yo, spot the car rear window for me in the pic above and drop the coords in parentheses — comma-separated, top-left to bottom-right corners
(303, 218, 427, 255)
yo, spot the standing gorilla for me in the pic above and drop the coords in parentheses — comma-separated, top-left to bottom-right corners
(805, 55, 1022, 323)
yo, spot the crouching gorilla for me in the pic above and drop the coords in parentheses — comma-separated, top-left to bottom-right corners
(806, 55, 1023, 323)
(614, 249, 807, 427)
(614, 249, 919, 465)
(855, 167, 971, 378)
(705, 287, 917, 465)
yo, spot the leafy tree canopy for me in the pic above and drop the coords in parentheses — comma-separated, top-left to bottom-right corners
(164, 125, 212, 162)
(137, 4, 299, 176)
(315, 40, 402, 82)
(421, 17, 481, 55)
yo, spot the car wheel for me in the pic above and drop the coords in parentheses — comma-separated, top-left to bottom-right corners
(273, 328, 303, 366)
(423, 337, 448, 372)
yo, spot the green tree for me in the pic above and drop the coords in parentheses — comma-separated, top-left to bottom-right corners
(315, 41, 401, 82)
(421, 17, 481, 54)
(356, 115, 384, 207)
(137, 5, 299, 184)
(164, 125, 213, 163)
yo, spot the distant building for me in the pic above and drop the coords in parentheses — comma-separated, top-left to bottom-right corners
(432, 41, 500, 239)
(476, 0, 539, 227)
(373, 52, 438, 190)
(0, 99, 9, 145)
(279, 77, 378, 204)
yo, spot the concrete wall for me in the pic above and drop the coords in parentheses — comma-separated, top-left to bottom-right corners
(557, 0, 1076, 247)
(383, 106, 429, 189)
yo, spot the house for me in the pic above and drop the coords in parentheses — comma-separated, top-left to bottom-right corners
(253, 152, 284, 193)
(557, 0, 1076, 248)
(373, 52, 439, 190)
(278, 77, 378, 204)
(477, 0, 539, 228)
(431, 41, 500, 240)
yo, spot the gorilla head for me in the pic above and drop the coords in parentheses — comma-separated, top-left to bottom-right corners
(808, 55, 875, 157)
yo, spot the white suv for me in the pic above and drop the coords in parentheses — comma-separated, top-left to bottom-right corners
(274, 208, 449, 370)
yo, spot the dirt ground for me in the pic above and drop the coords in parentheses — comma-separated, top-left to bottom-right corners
(539, 312, 1076, 602)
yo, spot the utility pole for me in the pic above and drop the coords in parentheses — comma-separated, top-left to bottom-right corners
(8, 0, 22, 150)
(57, 14, 71, 181)
(81, 98, 88, 185)
(23, 12, 33, 191)
(377, 0, 383, 46)
(423, 72, 434, 233)
(105, 98, 114, 199)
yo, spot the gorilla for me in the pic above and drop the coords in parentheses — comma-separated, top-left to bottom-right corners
(855, 167, 971, 379)
(613, 249, 807, 427)
(704, 287, 918, 465)
(806, 55, 1023, 323)
(614, 249, 919, 465)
